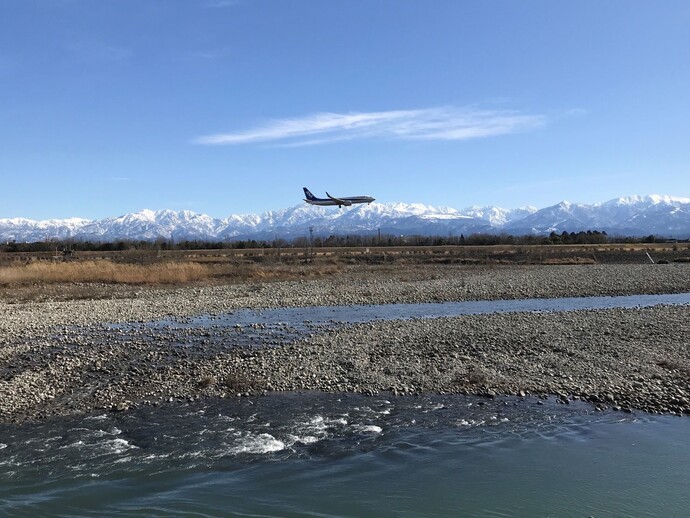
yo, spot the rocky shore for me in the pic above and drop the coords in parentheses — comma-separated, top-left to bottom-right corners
(1, 263, 689, 422)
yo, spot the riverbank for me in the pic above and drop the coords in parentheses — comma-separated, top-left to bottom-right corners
(1, 264, 689, 422)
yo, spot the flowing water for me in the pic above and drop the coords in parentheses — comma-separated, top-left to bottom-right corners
(126, 292, 690, 347)
(3, 293, 690, 516)
(1, 394, 689, 516)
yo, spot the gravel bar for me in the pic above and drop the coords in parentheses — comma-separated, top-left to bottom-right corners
(1, 264, 689, 422)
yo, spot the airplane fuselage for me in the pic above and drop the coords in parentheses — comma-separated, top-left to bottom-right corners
(303, 188, 375, 208)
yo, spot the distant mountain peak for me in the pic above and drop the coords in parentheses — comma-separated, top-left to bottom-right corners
(606, 194, 690, 206)
(1, 194, 689, 242)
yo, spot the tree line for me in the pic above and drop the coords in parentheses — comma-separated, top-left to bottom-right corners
(0, 230, 682, 254)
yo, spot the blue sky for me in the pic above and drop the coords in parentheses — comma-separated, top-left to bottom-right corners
(2, 1, 689, 220)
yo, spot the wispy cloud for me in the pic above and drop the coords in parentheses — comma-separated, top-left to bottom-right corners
(564, 108, 588, 117)
(205, 0, 241, 7)
(185, 46, 233, 61)
(194, 106, 546, 146)
(67, 42, 131, 63)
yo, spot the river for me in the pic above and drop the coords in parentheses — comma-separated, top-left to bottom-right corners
(2, 293, 690, 516)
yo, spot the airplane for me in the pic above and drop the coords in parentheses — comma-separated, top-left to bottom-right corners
(303, 187, 375, 208)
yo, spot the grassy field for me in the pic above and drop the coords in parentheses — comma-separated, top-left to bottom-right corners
(0, 243, 688, 289)
(0, 261, 210, 285)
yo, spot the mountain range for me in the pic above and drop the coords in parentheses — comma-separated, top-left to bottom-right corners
(2, 195, 689, 243)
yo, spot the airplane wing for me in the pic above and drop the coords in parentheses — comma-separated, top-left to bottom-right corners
(326, 192, 352, 206)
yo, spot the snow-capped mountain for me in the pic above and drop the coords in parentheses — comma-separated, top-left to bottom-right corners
(0, 217, 92, 242)
(1, 195, 689, 243)
(502, 195, 690, 237)
(77, 209, 224, 242)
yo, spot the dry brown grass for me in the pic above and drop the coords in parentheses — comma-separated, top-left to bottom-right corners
(0, 260, 211, 286)
(241, 263, 342, 281)
(0, 258, 347, 291)
(541, 257, 597, 265)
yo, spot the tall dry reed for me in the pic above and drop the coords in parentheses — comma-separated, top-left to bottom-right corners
(0, 260, 210, 285)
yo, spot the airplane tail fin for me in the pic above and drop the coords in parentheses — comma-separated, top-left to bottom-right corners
(303, 187, 316, 201)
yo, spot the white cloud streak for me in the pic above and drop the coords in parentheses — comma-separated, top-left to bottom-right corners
(67, 42, 131, 62)
(185, 46, 233, 61)
(194, 106, 546, 146)
(205, 0, 240, 7)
